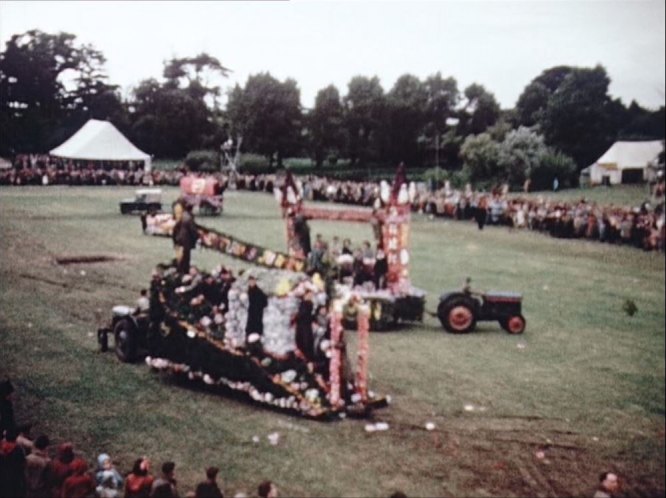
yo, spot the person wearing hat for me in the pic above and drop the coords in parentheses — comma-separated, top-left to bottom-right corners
(194, 466, 223, 498)
(95, 453, 124, 498)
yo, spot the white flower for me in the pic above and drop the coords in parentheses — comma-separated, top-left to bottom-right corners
(281, 370, 297, 383)
(267, 432, 280, 445)
(425, 422, 436, 431)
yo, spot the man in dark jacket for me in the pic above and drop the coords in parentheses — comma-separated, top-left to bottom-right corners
(295, 290, 315, 361)
(172, 201, 198, 274)
(0, 429, 26, 498)
(246, 276, 268, 339)
(0, 380, 15, 437)
(194, 467, 223, 498)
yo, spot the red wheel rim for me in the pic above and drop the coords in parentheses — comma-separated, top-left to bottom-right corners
(507, 316, 524, 334)
(449, 306, 473, 331)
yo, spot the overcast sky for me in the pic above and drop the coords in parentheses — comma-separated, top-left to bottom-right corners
(1, 0, 664, 110)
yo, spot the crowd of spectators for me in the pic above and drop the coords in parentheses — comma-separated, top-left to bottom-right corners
(2, 378, 280, 498)
(2, 155, 664, 251)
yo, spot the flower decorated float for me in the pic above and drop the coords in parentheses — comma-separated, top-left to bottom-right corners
(105, 207, 392, 419)
(275, 164, 426, 331)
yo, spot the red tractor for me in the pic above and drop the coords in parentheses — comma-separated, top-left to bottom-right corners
(437, 281, 526, 334)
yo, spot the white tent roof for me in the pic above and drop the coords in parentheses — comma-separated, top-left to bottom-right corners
(593, 140, 663, 170)
(50, 119, 150, 163)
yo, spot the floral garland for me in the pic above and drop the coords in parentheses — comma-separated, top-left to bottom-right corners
(355, 304, 370, 403)
(196, 225, 307, 272)
(328, 305, 344, 408)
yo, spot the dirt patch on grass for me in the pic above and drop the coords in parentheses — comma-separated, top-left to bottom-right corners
(55, 254, 122, 265)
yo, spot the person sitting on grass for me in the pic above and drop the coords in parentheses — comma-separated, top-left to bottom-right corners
(25, 434, 51, 498)
(61, 458, 95, 498)
(51, 442, 75, 498)
(257, 480, 278, 498)
(593, 471, 620, 498)
(125, 457, 154, 498)
(95, 453, 124, 498)
(150, 461, 178, 498)
(194, 466, 224, 498)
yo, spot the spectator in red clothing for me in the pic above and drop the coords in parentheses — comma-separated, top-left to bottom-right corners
(51, 442, 75, 498)
(194, 466, 223, 498)
(61, 458, 95, 498)
(125, 458, 155, 498)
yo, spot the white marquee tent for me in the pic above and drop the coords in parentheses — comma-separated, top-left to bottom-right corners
(50, 119, 152, 171)
(587, 140, 662, 185)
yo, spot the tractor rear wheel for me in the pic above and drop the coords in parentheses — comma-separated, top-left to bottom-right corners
(501, 315, 526, 334)
(114, 318, 137, 362)
(438, 297, 477, 333)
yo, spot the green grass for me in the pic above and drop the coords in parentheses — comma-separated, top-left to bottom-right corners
(1, 186, 664, 497)
(514, 184, 654, 206)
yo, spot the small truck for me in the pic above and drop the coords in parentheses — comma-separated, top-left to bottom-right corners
(119, 188, 163, 215)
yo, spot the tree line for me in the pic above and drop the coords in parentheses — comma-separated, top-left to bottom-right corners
(1, 30, 663, 188)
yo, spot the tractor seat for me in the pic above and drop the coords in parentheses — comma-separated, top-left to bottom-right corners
(112, 305, 134, 317)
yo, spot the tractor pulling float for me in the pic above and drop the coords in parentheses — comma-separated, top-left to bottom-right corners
(101, 166, 525, 419)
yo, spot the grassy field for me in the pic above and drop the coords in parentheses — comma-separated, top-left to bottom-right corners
(513, 184, 654, 207)
(0, 186, 664, 498)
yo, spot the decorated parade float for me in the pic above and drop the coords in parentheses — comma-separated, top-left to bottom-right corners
(99, 168, 428, 419)
(179, 174, 224, 215)
(276, 165, 426, 331)
(101, 165, 524, 418)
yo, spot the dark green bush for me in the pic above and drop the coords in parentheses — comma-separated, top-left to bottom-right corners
(184, 150, 220, 172)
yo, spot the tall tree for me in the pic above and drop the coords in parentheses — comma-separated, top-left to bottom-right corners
(129, 78, 212, 158)
(308, 85, 344, 167)
(423, 73, 460, 167)
(163, 53, 230, 108)
(127, 52, 230, 158)
(541, 65, 620, 168)
(226, 73, 302, 168)
(459, 83, 500, 136)
(515, 66, 574, 127)
(343, 76, 386, 167)
(0, 30, 117, 154)
(386, 74, 427, 166)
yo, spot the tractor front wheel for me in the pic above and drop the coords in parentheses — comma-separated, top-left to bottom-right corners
(438, 297, 477, 333)
(501, 315, 526, 335)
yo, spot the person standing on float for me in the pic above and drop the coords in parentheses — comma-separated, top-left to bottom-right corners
(246, 275, 268, 340)
(172, 200, 198, 274)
